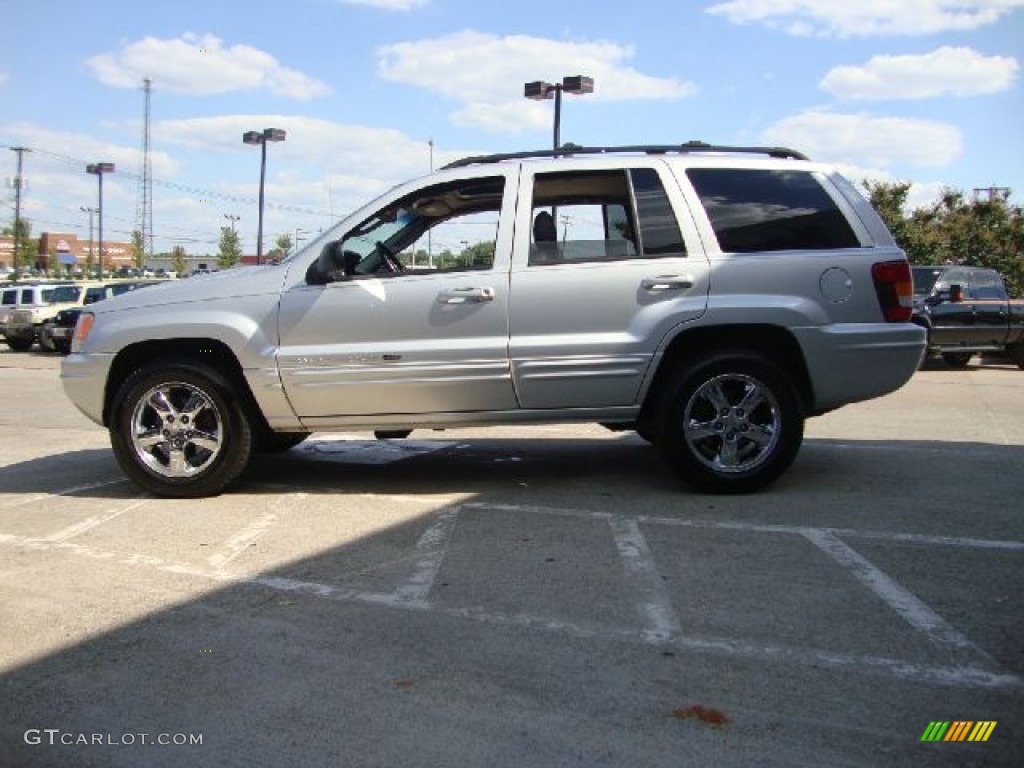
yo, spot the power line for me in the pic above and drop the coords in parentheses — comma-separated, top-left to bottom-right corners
(23, 144, 338, 218)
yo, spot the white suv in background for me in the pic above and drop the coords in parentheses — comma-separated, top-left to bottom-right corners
(62, 143, 925, 498)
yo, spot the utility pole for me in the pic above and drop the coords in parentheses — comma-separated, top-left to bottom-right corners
(80, 207, 97, 274)
(8, 146, 30, 281)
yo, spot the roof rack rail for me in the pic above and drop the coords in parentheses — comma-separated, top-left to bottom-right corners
(442, 142, 809, 170)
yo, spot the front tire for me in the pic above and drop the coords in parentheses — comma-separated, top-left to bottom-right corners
(653, 353, 804, 494)
(110, 361, 253, 498)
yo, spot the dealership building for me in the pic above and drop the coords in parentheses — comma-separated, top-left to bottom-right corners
(0, 232, 135, 272)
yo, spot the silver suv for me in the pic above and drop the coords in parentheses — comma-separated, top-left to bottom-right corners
(61, 143, 925, 498)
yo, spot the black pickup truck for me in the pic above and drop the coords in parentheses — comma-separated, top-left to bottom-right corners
(912, 265, 1024, 369)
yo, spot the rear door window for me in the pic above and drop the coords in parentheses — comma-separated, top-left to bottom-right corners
(686, 168, 860, 253)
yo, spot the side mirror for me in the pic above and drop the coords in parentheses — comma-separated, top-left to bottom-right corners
(949, 284, 964, 303)
(306, 242, 346, 285)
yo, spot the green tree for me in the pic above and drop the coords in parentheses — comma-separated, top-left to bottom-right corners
(131, 229, 146, 270)
(865, 182, 1024, 297)
(267, 233, 293, 262)
(217, 226, 242, 269)
(2, 219, 38, 276)
(171, 245, 188, 277)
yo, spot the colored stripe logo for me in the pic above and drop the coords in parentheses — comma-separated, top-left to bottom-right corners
(921, 721, 997, 742)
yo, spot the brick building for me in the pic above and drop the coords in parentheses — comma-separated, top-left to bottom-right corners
(0, 232, 134, 272)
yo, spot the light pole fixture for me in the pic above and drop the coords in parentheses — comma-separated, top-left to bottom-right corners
(243, 128, 286, 264)
(294, 227, 309, 257)
(524, 75, 594, 152)
(86, 163, 115, 278)
(224, 213, 240, 233)
(80, 206, 97, 274)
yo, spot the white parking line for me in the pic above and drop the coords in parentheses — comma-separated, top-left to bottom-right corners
(608, 516, 681, 642)
(0, 479, 129, 509)
(207, 494, 305, 572)
(43, 496, 151, 543)
(391, 505, 461, 606)
(0, 528, 1018, 691)
(802, 530, 984, 658)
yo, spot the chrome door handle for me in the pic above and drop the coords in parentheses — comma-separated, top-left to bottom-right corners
(642, 275, 694, 291)
(438, 287, 495, 304)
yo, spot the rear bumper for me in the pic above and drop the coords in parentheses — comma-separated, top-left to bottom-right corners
(794, 323, 926, 412)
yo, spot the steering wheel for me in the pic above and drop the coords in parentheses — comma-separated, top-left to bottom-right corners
(375, 241, 404, 273)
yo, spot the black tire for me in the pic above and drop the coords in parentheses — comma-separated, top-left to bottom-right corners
(109, 361, 254, 498)
(374, 430, 412, 440)
(653, 353, 804, 494)
(5, 337, 33, 352)
(255, 431, 309, 453)
(1010, 344, 1024, 371)
(942, 352, 973, 369)
(54, 341, 71, 356)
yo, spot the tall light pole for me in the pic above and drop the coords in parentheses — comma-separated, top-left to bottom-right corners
(9, 147, 30, 281)
(524, 76, 594, 152)
(86, 163, 115, 278)
(80, 206, 97, 275)
(224, 214, 240, 233)
(243, 128, 286, 264)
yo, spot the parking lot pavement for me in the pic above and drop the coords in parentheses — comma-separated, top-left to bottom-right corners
(0, 349, 1021, 766)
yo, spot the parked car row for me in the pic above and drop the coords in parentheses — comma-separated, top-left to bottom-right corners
(1, 279, 165, 354)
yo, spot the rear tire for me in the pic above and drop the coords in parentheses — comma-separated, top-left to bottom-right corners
(653, 353, 804, 494)
(1010, 344, 1024, 370)
(5, 337, 33, 352)
(109, 361, 253, 498)
(942, 352, 973, 369)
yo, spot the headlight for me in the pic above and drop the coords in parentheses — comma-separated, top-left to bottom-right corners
(71, 312, 96, 354)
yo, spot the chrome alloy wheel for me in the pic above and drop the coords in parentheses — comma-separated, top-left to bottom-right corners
(129, 381, 225, 478)
(682, 373, 781, 474)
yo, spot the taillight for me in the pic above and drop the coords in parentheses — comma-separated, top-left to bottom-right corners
(71, 312, 95, 353)
(871, 260, 913, 322)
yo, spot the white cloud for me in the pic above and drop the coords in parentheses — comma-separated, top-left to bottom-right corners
(153, 115, 457, 181)
(5, 122, 180, 179)
(822, 47, 1018, 100)
(760, 111, 963, 168)
(87, 33, 331, 100)
(705, 0, 1024, 37)
(341, 0, 428, 8)
(376, 31, 695, 132)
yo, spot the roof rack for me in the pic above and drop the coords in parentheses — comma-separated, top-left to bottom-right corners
(442, 141, 809, 170)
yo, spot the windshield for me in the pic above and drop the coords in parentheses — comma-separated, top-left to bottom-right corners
(912, 267, 942, 296)
(48, 285, 83, 303)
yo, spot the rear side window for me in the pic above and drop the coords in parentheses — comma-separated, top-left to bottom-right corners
(528, 167, 685, 265)
(2, 289, 15, 306)
(687, 169, 860, 253)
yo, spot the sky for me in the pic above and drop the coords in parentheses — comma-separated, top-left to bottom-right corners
(1, 0, 1022, 257)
